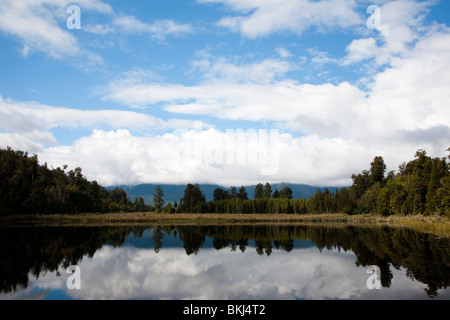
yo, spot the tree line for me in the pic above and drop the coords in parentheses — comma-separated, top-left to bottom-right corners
(0, 147, 153, 215)
(165, 148, 449, 216)
(1, 146, 448, 216)
(348, 149, 449, 216)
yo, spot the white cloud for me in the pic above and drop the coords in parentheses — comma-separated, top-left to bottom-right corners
(191, 53, 295, 84)
(363, 31, 450, 141)
(199, 0, 362, 38)
(83, 24, 115, 36)
(0, 97, 173, 130)
(276, 47, 293, 59)
(307, 47, 338, 65)
(342, 37, 378, 65)
(34, 127, 373, 187)
(104, 75, 366, 132)
(0, 0, 192, 61)
(0, 95, 203, 158)
(0, 0, 112, 58)
(97, 18, 450, 186)
(112, 15, 193, 40)
(342, 0, 437, 67)
(0, 132, 46, 154)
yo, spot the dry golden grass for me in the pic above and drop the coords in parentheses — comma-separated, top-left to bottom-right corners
(2, 212, 449, 236)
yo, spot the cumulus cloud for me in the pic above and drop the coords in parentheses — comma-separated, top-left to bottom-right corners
(364, 31, 450, 138)
(342, 0, 437, 67)
(94, 12, 450, 186)
(34, 127, 374, 187)
(103, 36, 450, 146)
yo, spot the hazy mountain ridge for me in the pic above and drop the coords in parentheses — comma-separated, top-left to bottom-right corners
(107, 183, 347, 205)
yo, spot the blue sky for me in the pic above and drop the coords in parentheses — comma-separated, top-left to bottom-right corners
(0, 0, 449, 187)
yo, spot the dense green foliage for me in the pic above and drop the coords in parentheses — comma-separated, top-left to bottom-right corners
(153, 185, 165, 212)
(0, 147, 152, 215)
(349, 149, 449, 216)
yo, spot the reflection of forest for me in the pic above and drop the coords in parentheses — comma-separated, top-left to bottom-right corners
(0, 225, 448, 298)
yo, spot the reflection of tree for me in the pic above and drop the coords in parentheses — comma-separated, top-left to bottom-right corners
(213, 238, 229, 251)
(402, 232, 449, 298)
(0, 225, 448, 298)
(152, 227, 163, 253)
(178, 226, 206, 256)
(282, 239, 294, 252)
(254, 240, 275, 256)
(238, 239, 248, 253)
(354, 241, 393, 288)
(0, 226, 138, 294)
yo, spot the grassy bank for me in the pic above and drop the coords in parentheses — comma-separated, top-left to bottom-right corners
(1, 212, 449, 236)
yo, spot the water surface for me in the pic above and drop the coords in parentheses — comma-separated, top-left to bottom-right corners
(0, 225, 448, 300)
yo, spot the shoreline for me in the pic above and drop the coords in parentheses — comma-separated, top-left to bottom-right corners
(1, 212, 449, 236)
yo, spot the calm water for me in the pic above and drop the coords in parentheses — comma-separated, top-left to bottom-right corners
(0, 225, 449, 300)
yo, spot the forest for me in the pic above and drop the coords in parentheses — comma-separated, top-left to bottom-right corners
(165, 148, 450, 216)
(0, 146, 448, 216)
(0, 147, 152, 215)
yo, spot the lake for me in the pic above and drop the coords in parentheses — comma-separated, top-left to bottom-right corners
(0, 224, 449, 300)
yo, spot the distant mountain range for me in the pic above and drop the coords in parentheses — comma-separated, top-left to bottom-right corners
(107, 183, 347, 205)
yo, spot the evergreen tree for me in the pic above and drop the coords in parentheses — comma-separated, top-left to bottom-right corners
(153, 185, 165, 212)
(280, 186, 293, 199)
(377, 186, 392, 216)
(322, 188, 334, 212)
(238, 186, 248, 200)
(309, 189, 324, 213)
(165, 202, 175, 214)
(134, 196, 146, 212)
(254, 183, 263, 199)
(370, 156, 386, 185)
(230, 186, 238, 199)
(336, 188, 353, 214)
(181, 183, 206, 212)
(272, 189, 280, 199)
(213, 188, 230, 202)
(425, 157, 447, 214)
(349, 170, 371, 203)
(263, 182, 272, 198)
